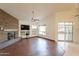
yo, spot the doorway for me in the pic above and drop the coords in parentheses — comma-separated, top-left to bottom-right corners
(58, 22, 73, 42)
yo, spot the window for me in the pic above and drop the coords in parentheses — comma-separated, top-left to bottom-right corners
(39, 25, 46, 35)
(32, 25, 37, 29)
(58, 22, 73, 41)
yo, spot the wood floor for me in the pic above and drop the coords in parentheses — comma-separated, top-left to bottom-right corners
(0, 37, 65, 56)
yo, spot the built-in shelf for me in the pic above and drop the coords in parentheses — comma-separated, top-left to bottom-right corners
(20, 30, 30, 38)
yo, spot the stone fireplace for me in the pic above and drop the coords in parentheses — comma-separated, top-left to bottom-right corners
(0, 29, 18, 43)
(0, 9, 19, 42)
(4, 29, 18, 41)
(0, 30, 20, 49)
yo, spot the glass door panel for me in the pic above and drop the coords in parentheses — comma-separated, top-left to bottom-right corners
(58, 22, 73, 42)
(58, 33, 65, 40)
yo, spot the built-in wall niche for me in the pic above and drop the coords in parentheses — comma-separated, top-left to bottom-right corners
(20, 25, 30, 38)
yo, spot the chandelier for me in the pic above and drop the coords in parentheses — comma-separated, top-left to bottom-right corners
(31, 10, 40, 22)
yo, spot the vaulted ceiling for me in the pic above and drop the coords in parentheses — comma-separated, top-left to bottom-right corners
(0, 3, 78, 21)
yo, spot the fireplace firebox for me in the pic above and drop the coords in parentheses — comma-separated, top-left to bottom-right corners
(7, 32, 15, 40)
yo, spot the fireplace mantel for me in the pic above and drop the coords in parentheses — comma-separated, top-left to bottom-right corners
(4, 29, 18, 32)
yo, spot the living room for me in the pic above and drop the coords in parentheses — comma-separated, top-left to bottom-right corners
(0, 3, 79, 56)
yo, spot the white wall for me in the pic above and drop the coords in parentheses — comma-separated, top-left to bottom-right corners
(37, 10, 76, 42)
(18, 6, 79, 43)
(19, 19, 30, 37)
(37, 9, 79, 43)
(19, 19, 38, 37)
(38, 13, 56, 40)
(55, 9, 79, 43)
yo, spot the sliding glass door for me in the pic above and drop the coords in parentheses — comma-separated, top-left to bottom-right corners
(58, 22, 73, 42)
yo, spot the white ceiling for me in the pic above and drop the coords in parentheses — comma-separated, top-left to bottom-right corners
(0, 3, 78, 21)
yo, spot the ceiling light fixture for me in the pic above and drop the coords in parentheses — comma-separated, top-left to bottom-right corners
(31, 10, 40, 22)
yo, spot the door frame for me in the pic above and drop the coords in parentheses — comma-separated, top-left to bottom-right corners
(57, 22, 73, 42)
